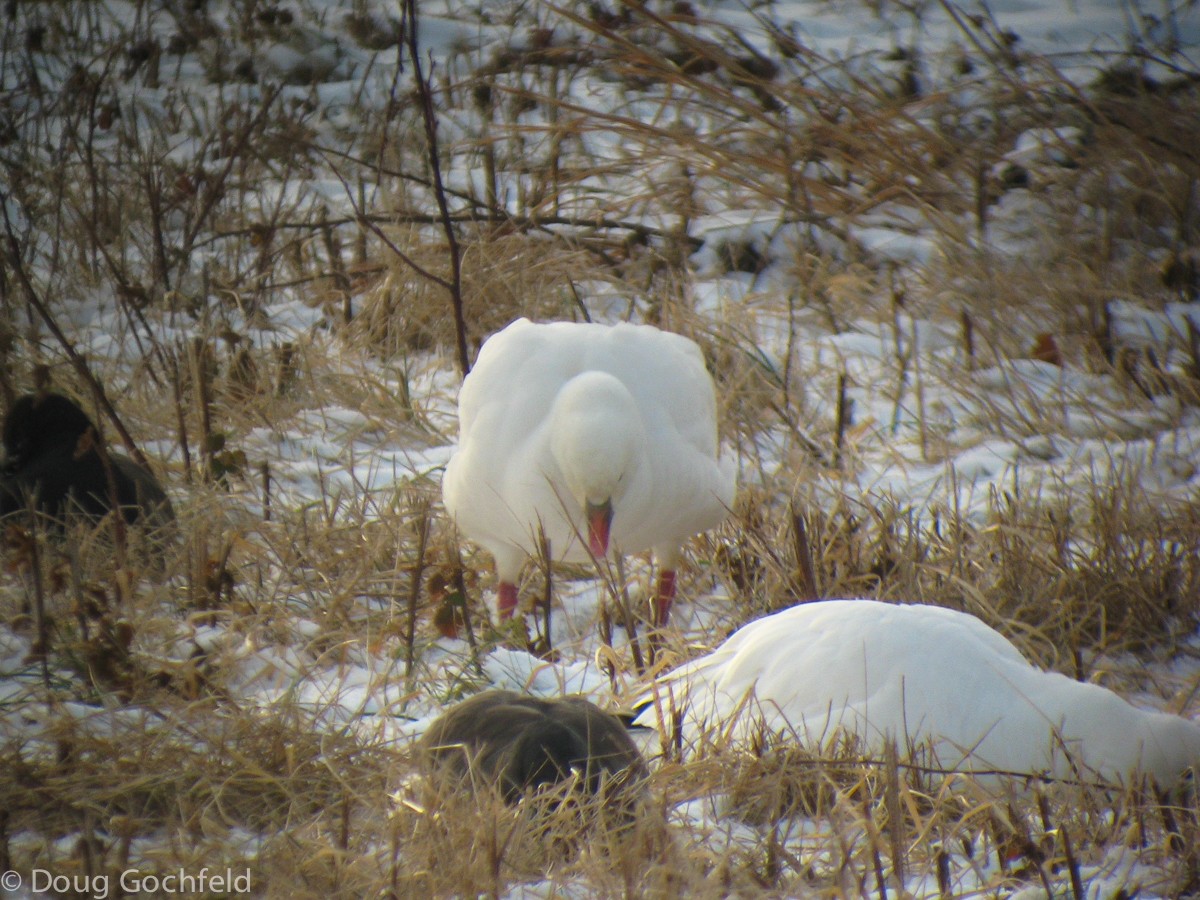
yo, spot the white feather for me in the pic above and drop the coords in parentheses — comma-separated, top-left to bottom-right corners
(443, 318, 736, 586)
(636, 599, 1200, 784)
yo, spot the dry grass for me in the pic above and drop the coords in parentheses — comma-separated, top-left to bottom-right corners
(1, 0, 1199, 895)
(352, 230, 616, 355)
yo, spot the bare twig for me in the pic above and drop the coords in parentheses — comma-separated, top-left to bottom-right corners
(451, 551, 484, 677)
(402, 0, 470, 378)
(789, 503, 820, 601)
(0, 202, 149, 467)
(613, 556, 645, 675)
(535, 527, 553, 656)
(404, 498, 432, 677)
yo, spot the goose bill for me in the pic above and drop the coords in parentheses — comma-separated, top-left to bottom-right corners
(586, 499, 613, 557)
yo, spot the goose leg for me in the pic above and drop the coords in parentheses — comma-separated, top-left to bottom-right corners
(498, 581, 520, 619)
(653, 569, 676, 628)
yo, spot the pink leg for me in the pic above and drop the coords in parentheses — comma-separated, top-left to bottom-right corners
(653, 569, 677, 628)
(498, 581, 520, 619)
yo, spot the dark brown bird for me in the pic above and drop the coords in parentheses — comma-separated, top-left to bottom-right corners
(0, 392, 173, 530)
(416, 690, 647, 802)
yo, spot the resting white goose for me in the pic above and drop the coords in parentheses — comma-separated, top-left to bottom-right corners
(443, 318, 736, 626)
(634, 599, 1200, 785)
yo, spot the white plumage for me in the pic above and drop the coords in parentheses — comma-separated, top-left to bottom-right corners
(442, 317, 736, 625)
(635, 599, 1200, 785)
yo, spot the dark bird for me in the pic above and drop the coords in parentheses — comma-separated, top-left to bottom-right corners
(0, 392, 173, 530)
(416, 690, 648, 802)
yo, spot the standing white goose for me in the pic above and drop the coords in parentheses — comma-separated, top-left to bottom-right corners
(635, 599, 1200, 785)
(443, 317, 736, 626)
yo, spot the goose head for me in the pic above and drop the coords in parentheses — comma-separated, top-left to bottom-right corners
(548, 371, 644, 558)
(3, 392, 95, 469)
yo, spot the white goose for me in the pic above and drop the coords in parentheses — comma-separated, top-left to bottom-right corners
(635, 599, 1200, 785)
(442, 318, 736, 626)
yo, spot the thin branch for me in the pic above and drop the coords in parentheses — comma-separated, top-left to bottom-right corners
(402, 0, 470, 378)
(0, 200, 148, 467)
